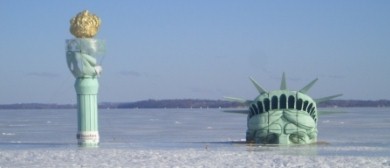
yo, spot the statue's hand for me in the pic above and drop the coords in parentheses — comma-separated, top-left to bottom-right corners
(94, 65, 103, 75)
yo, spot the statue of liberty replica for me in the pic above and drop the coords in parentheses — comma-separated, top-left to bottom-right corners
(66, 10, 105, 147)
(226, 73, 341, 145)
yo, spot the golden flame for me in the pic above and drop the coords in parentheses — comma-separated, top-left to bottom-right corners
(70, 10, 101, 38)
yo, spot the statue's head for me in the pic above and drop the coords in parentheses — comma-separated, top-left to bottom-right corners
(246, 91, 318, 144)
(70, 10, 101, 38)
(225, 73, 342, 145)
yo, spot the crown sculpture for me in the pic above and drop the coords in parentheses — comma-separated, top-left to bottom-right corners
(226, 73, 342, 145)
(66, 10, 105, 147)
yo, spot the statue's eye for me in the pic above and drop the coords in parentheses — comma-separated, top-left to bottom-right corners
(289, 132, 308, 144)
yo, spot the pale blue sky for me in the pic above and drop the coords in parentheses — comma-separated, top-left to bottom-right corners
(0, 1, 389, 104)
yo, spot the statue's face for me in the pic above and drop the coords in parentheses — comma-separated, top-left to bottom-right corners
(247, 110, 317, 144)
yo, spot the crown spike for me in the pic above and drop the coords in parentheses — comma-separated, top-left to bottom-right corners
(224, 96, 253, 105)
(249, 77, 267, 94)
(315, 94, 343, 104)
(223, 109, 250, 114)
(299, 78, 318, 94)
(280, 72, 287, 90)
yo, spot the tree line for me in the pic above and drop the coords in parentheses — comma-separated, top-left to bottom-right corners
(0, 99, 389, 109)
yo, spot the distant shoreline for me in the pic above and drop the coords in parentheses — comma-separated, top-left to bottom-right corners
(1, 99, 389, 110)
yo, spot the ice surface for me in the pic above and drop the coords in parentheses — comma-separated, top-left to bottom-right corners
(0, 108, 389, 167)
(1, 148, 390, 168)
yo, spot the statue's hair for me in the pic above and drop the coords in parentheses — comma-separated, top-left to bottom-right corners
(249, 110, 316, 130)
(282, 110, 316, 130)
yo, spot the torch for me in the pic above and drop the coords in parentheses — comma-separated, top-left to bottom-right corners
(66, 10, 105, 147)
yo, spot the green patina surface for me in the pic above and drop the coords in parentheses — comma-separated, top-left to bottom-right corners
(246, 90, 318, 144)
(66, 38, 104, 147)
(227, 73, 341, 145)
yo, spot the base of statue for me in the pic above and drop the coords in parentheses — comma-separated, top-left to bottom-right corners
(77, 131, 99, 147)
(75, 77, 100, 147)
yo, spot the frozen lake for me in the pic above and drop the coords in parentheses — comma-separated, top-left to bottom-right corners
(1, 108, 390, 167)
